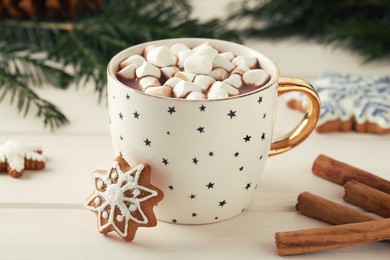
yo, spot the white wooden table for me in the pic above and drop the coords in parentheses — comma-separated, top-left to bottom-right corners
(1, 1, 390, 259)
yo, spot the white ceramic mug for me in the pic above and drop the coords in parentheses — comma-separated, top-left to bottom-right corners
(107, 38, 320, 224)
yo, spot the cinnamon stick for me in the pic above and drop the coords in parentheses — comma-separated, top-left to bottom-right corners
(296, 192, 377, 225)
(344, 180, 390, 218)
(275, 218, 390, 256)
(312, 154, 390, 194)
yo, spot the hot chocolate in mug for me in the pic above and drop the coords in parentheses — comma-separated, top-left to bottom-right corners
(107, 38, 320, 224)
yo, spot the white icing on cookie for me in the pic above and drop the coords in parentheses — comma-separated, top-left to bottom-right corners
(286, 73, 390, 129)
(0, 140, 45, 172)
(97, 180, 103, 189)
(84, 162, 158, 238)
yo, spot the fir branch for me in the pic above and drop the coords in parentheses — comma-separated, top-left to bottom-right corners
(230, 0, 390, 61)
(0, 0, 240, 128)
(327, 18, 390, 61)
(0, 70, 68, 129)
(0, 44, 73, 88)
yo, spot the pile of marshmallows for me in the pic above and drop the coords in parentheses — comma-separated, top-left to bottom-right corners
(117, 42, 270, 100)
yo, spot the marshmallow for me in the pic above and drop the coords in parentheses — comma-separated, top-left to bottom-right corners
(184, 55, 213, 75)
(173, 80, 202, 98)
(219, 52, 235, 61)
(223, 74, 243, 89)
(136, 62, 161, 78)
(193, 45, 219, 60)
(210, 81, 239, 96)
(178, 49, 195, 68)
(242, 69, 270, 88)
(143, 45, 157, 58)
(193, 75, 216, 91)
(231, 64, 250, 76)
(146, 46, 176, 67)
(164, 77, 181, 88)
(161, 66, 180, 79)
(213, 55, 235, 72)
(192, 42, 211, 51)
(232, 56, 258, 69)
(117, 63, 137, 80)
(170, 43, 190, 56)
(145, 85, 172, 97)
(186, 91, 206, 100)
(119, 55, 145, 69)
(139, 76, 160, 91)
(208, 68, 229, 81)
(174, 71, 196, 82)
(207, 88, 229, 100)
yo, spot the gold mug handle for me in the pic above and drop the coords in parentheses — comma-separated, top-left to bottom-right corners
(269, 77, 321, 156)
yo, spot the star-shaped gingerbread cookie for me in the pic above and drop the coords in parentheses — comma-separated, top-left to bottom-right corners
(0, 140, 46, 178)
(85, 156, 164, 241)
(286, 72, 390, 134)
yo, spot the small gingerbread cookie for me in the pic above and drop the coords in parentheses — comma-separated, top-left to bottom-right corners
(0, 140, 46, 178)
(85, 156, 164, 241)
(286, 72, 390, 134)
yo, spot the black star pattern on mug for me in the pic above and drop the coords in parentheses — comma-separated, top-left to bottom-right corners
(214, 217, 219, 220)
(261, 132, 266, 141)
(192, 213, 197, 217)
(120, 135, 124, 141)
(133, 111, 140, 119)
(206, 182, 214, 189)
(209, 151, 214, 157)
(169, 185, 174, 190)
(234, 152, 239, 157)
(259, 155, 263, 160)
(245, 183, 251, 190)
(192, 157, 199, 165)
(172, 219, 177, 223)
(119, 112, 123, 120)
(197, 127, 205, 133)
(257, 96, 263, 104)
(168, 106, 176, 115)
(243, 135, 252, 142)
(125, 93, 130, 100)
(239, 166, 244, 172)
(144, 138, 151, 146)
(189, 194, 196, 199)
(227, 110, 236, 119)
(263, 113, 267, 119)
(199, 105, 206, 111)
(167, 131, 170, 135)
(162, 158, 169, 166)
(219, 200, 227, 207)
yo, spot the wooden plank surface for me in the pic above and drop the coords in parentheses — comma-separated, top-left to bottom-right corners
(0, 0, 390, 258)
(1, 208, 390, 260)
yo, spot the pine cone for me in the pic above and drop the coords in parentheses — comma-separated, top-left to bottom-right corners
(0, 0, 102, 19)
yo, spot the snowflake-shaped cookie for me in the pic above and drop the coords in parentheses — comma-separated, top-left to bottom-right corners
(286, 72, 390, 134)
(0, 140, 46, 178)
(85, 156, 164, 241)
